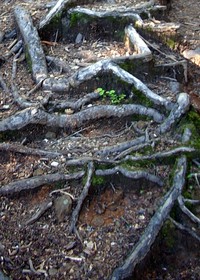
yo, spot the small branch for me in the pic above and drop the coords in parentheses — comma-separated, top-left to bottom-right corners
(69, 162, 94, 233)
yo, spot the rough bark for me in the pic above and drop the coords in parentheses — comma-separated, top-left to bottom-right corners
(111, 156, 187, 280)
(14, 6, 48, 82)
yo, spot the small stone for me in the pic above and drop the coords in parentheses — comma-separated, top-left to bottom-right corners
(75, 33, 83, 44)
(169, 81, 182, 94)
(2, 105, 10, 110)
(51, 161, 59, 167)
(54, 195, 72, 222)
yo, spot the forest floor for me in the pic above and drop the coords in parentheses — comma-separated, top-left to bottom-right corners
(0, 0, 200, 279)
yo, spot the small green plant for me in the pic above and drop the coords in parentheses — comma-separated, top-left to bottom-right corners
(97, 88, 126, 104)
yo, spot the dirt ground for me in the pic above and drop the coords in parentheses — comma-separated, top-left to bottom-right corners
(0, 0, 200, 279)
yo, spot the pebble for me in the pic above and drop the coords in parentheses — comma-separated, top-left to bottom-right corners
(75, 33, 83, 44)
(51, 161, 59, 167)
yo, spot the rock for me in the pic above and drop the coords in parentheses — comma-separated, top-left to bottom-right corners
(54, 195, 72, 222)
(169, 81, 182, 94)
(75, 33, 83, 44)
(182, 47, 200, 66)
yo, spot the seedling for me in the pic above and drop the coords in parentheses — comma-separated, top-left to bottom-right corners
(96, 88, 126, 104)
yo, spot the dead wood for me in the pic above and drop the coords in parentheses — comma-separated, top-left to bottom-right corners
(14, 6, 48, 83)
(0, 171, 84, 196)
(111, 156, 187, 280)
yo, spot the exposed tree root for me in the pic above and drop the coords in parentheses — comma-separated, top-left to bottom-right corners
(0, 1, 198, 279)
(111, 156, 187, 280)
(0, 171, 85, 196)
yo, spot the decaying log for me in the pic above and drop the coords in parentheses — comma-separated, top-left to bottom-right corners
(14, 6, 48, 83)
(111, 156, 187, 280)
(0, 171, 84, 196)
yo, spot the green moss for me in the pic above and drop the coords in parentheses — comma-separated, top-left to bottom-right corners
(69, 12, 89, 27)
(177, 109, 200, 150)
(131, 87, 154, 107)
(165, 38, 176, 49)
(51, 11, 62, 26)
(161, 220, 176, 249)
(91, 175, 105, 186)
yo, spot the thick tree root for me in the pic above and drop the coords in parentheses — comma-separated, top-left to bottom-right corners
(111, 156, 187, 280)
